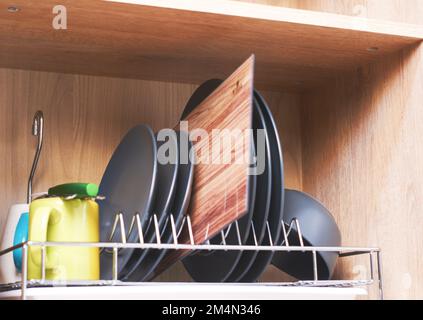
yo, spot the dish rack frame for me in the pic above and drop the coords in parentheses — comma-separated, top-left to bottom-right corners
(0, 213, 383, 300)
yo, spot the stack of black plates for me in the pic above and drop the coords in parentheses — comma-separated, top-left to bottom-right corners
(98, 80, 340, 283)
(182, 80, 285, 283)
(98, 79, 285, 282)
(99, 126, 195, 281)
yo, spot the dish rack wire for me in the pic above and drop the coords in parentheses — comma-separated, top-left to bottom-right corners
(0, 212, 383, 300)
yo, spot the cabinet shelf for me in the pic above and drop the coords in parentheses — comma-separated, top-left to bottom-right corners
(0, 0, 422, 90)
(0, 282, 368, 300)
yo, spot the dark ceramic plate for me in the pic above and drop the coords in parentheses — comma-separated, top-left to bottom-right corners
(142, 132, 195, 281)
(226, 97, 272, 282)
(122, 132, 179, 281)
(239, 91, 285, 283)
(99, 125, 157, 280)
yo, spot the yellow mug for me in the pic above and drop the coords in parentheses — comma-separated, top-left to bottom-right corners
(28, 197, 99, 281)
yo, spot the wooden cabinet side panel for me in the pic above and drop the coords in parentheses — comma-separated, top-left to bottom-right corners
(301, 45, 423, 299)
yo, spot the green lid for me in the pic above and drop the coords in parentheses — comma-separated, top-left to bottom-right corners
(48, 183, 99, 198)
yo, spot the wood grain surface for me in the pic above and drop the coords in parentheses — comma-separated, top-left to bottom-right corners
(234, 0, 423, 300)
(302, 45, 423, 301)
(152, 56, 255, 274)
(1, 0, 422, 299)
(156, 89, 304, 282)
(0, 70, 195, 234)
(0, 66, 302, 285)
(292, 0, 423, 300)
(0, 0, 421, 91)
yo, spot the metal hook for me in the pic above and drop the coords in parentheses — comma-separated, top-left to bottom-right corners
(27, 111, 44, 203)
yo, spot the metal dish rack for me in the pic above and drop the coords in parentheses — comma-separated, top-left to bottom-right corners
(0, 213, 383, 300)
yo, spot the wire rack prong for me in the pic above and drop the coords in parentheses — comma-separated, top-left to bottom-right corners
(127, 214, 136, 239)
(118, 213, 126, 244)
(127, 212, 142, 243)
(186, 215, 195, 245)
(112, 247, 118, 281)
(281, 220, 290, 247)
(108, 213, 120, 242)
(266, 221, 273, 246)
(41, 246, 46, 282)
(169, 214, 178, 245)
(100, 212, 126, 254)
(153, 214, 161, 245)
(204, 224, 210, 245)
(220, 230, 227, 249)
(312, 250, 318, 282)
(251, 221, 258, 246)
(235, 220, 242, 246)
(281, 218, 306, 248)
(176, 216, 186, 238)
(223, 223, 232, 239)
(293, 218, 305, 248)
(135, 213, 144, 244)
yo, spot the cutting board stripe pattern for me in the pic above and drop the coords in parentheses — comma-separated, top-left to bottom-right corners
(155, 56, 255, 273)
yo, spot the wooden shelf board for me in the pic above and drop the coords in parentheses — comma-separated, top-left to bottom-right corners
(0, 283, 368, 300)
(115, 0, 423, 39)
(0, 0, 422, 90)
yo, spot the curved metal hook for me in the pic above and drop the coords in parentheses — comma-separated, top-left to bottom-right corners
(27, 111, 44, 203)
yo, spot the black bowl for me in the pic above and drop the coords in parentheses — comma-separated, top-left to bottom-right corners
(272, 190, 341, 280)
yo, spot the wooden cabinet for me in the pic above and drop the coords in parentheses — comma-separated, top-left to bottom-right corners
(0, 0, 422, 299)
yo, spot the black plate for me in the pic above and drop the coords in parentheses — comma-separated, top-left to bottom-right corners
(226, 98, 272, 282)
(239, 91, 285, 282)
(180, 79, 256, 282)
(99, 125, 157, 280)
(142, 132, 195, 281)
(180, 79, 223, 119)
(122, 132, 179, 281)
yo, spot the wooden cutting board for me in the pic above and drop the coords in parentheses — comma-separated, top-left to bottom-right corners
(154, 55, 255, 274)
